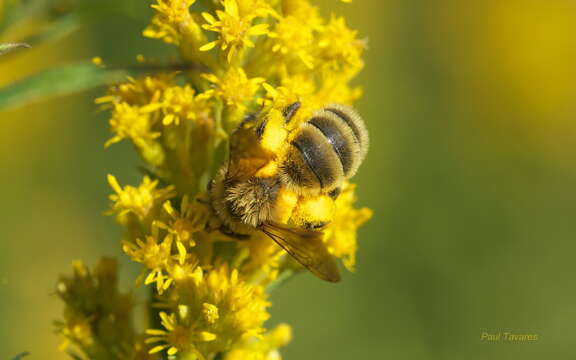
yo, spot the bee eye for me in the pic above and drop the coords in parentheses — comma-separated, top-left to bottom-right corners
(282, 101, 301, 124)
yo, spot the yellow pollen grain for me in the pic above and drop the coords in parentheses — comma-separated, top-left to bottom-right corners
(273, 188, 298, 224)
(260, 111, 287, 153)
(255, 161, 278, 177)
(293, 195, 334, 225)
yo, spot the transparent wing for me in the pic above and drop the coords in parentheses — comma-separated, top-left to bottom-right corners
(261, 222, 341, 283)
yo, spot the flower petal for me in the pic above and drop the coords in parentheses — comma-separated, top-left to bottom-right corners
(199, 41, 219, 51)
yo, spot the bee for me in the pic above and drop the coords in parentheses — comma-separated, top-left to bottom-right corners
(209, 102, 368, 282)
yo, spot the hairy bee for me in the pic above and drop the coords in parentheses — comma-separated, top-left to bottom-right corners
(209, 102, 368, 282)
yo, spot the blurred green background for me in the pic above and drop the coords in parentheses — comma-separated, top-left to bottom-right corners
(2, 0, 576, 359)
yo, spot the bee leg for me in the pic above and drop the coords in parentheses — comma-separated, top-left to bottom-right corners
(240, 111, 260, 126)
(283, 101, 301, 124)
(256, 101, 301, 138)
(219, 225, 251, 241)
(328, 186, 342, 200)
(255, 117, 268, 139)
(304, 221, 330, 230)
(196, 196, 209, 205)
(234, 110, 262, 137)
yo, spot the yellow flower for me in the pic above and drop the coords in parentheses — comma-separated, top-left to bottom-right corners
(146, 311, 216, 357)
(317, 15, 366, 72)
(160, 84, 212, 126)
(280, 0, 322, 25)
(315, 77, 363, 106)
(103, 103, 159, 149)
(259, 74, 317, 112)
(106, 175, 175, 225)
(203, 66, 264, 111)
(323, 183, 372, 271)
(267, 14, 317, 69)
(56, 316, 95, 353)
(224, 323, 292, 360)
(240, 232, 283, 283)
(154, 197, 203, 245)
(200, 0, 271, 62)
(68, 0, 371, 358)
(147, 263, 270, 356)
(203, 302, 220, 324)
(97, 74, 173, 109)
(97, 75, 176, 165)
(236, 0, 277, 18)
(123, 229, 175, 293)
(55, 258, 135, 358)
(144, 0, 197, 45)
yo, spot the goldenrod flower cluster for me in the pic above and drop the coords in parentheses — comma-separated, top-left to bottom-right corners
(56, 0, 371, 359)
(55, 258, 142, 359)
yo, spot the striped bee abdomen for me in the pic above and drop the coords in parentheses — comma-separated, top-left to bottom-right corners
(324, 104, 369, 172)
(308, 110, 360, 178)
(282, 123, 345, 192)
(280, 103, 368, 194)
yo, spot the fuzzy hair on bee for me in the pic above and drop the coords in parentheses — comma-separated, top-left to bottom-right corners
(209, 102, 369, 282)
(279, 104, 369, 196)
(226, 176, 281, 228)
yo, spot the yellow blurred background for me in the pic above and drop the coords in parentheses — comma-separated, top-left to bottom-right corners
(2, 0, 576, 358)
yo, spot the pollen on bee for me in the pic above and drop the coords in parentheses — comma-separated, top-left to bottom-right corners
(273, 187, 299, 224)
(291, 195, 335, 227)
(255, 161, 278, 177)
(260, 110, 288, 154)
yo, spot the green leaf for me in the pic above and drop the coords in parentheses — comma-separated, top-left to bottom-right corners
(0, 0, 48, 35)
(21, 15, 80, 49)
(0, 62, 127, 110)
(0, 42, 30, 56)
(0, 6, 81, 62)
(0, 15, 80, 62)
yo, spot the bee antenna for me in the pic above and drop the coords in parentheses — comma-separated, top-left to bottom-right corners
(283, 101, 301, 124)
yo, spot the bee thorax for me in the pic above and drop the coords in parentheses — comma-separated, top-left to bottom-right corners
(225, 177, 281, 227)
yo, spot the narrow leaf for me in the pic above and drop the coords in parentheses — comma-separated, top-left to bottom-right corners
(0, 0, 48, 34)
(22, 15, 80, 49)
(0, 62, 127, 110)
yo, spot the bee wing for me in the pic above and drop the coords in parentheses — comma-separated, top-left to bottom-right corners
(261, 223, 341, 283)
(226, 117, 270, 181)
